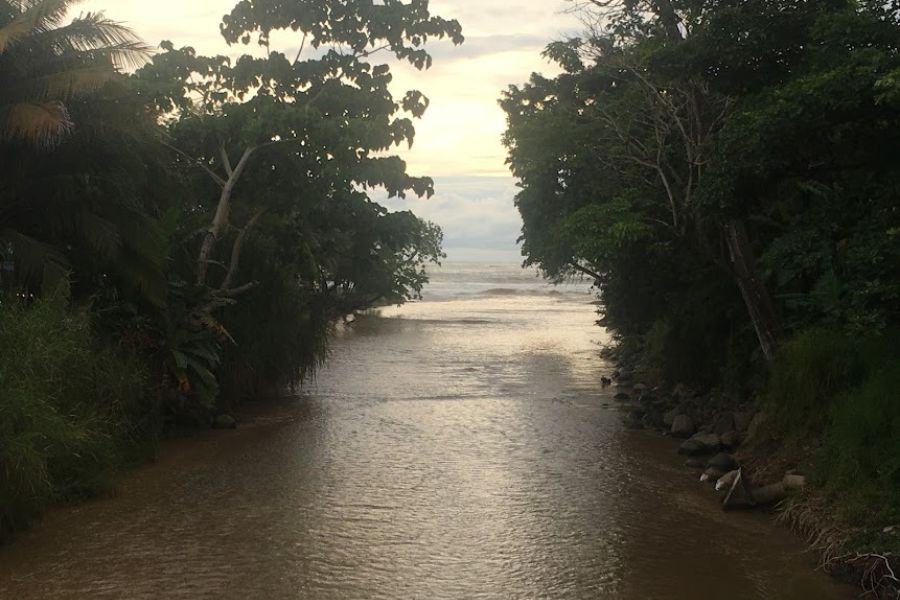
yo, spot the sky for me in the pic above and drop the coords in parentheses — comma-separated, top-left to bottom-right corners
(82, 0, 583, 262)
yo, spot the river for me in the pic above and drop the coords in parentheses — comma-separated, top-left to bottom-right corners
(0, 263, 853, 598)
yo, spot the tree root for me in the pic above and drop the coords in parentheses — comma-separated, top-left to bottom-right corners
(777, 497, 899, 599)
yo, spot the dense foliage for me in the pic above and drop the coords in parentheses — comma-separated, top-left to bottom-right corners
(503, 0, 900, 523)
(0, 0, 460, 536)
(504, 0, 900, 379)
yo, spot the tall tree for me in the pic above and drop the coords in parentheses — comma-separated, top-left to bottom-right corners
(133, 0, 461, 403)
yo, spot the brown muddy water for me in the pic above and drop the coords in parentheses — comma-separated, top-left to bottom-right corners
(0, 264, 854, 599)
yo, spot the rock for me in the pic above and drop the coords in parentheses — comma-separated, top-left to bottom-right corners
(617, 371, 634, 383)
(614, 392, 630, 401)
(670, 414, 695, 438)
(684, 458, 706, 469)
(715, 469, 741, 492)
(663, 408, 680, 427)
(633, 382, 648, 393)
(720, 430, 741, 450)
(651, 396, 671, 410)
(212, 414, 237, 429)
(707, 452, 737, 471)
(733, 411, 755, 432)
(746, 411, 769, 441)
(712, 413, 735, 435)
(641, 410, 665, 430)
(701, 466, 727, 483)
(678, 432, 721, 456)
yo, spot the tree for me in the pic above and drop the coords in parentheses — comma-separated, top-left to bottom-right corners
(133, 0, 461, 404)
(504, 0, 900, 379)
(137, 0, 461, 302)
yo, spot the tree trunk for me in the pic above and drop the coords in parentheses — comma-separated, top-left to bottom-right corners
(723, 219, 780, 362)
(652, 0, 683, 42)
(195, 147, 256, 287)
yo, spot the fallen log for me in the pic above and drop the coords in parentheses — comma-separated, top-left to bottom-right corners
(750, 482, 788, 506)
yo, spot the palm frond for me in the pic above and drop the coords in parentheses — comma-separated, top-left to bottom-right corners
(0, 0, 78, 53)
(0, 227, 69, 286)
(74, 208, 121, 258)
(10, 65, 117, 103)
(0, 100, 70, 146)
(38, 13, 151, 69)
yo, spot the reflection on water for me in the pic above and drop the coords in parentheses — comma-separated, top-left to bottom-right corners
(0, 264, 852, 599)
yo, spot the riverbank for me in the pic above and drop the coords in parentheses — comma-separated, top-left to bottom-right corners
(609, 356, 900, 599)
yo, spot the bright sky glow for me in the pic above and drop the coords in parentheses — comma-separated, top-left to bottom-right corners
(81, 0, 582, 261)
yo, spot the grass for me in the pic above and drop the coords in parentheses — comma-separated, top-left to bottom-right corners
(766, 328, 900, 531)
(0, 297, 158, 539)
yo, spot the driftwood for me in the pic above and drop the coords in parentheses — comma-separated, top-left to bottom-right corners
(722, 468, 754, 509)
(721, 469, 806, 510)
(750, 483, 788, 506)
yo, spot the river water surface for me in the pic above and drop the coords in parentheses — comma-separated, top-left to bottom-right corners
(0, 263, 853, 598)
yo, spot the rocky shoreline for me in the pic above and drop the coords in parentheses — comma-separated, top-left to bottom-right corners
(607, 361, 900, 599)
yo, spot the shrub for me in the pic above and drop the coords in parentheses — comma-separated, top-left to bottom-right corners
(0, 298, 157, 538)
(766, 328, 853, 433)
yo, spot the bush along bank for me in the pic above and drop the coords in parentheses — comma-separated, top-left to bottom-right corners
(0, 298, 159, 541)
(606, 331, 900, 599)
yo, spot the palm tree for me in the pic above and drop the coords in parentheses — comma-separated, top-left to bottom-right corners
(0, 0, 149, 147)
(0, 1, 165, 303)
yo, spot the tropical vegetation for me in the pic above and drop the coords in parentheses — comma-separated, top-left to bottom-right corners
(502, 0, 900, 534)
(0, 0, 461, 538)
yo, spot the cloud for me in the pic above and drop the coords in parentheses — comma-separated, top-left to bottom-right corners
(373, 176, 524, 260)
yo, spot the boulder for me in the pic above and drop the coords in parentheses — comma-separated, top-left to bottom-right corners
(712, 413, 735, 435)
(715, 469, 741, 492)
(701, 466, 727, 483)
(633, 382, 648, 393)
(678, 432, 721, 456)
(707, 452, 737, 471)
(684, 458, 706, 469)
(720, 430, 741, 450)
(614, 392, 630, 401)
(663, 408, 680, 427)
(670, 415, 695, 438)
